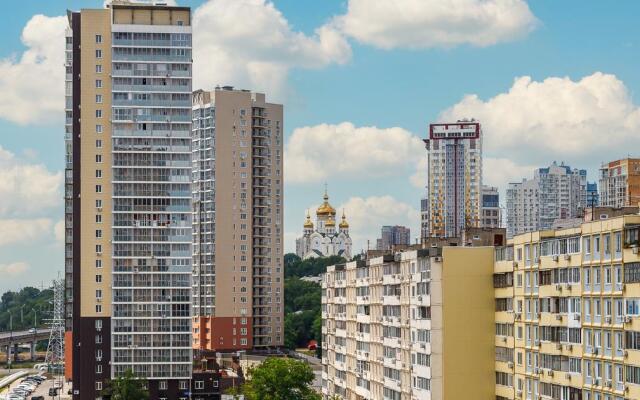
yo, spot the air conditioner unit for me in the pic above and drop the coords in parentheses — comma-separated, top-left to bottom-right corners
(534, 340, 540, 346)
(507, 362, 514, 369)
(96, 356, 102, 361)
(633, 247, 639, 255)
(552, 255, 559, 262)
(605, 316, 612, 324)
(566, 344, 573, 351)
(564, 254, 571, 261)
(547, 369, 554, 377)
(418, 296, 422, 301)
(565, 373, 571, 379)
(555, 314, 562, 321)
(556, 284, 563, 291)
(565, 284, 571, 291)
(556, 343, 562, 350)
(514, 262, 519, 268)
(625, 316, 633, 323)
(434, 256, 442, 262)
(606, 380, 612, 388)
(573, 314, 581, 321)
(97, 206, 103, 211)
(624, 350, 629, 358)
(516, 390, 523, 397)
(502, 337, 507, 343)
(515, 313, 522, 320)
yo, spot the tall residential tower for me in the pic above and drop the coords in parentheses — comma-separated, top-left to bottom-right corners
(191, 87, 284, 352)
(65, 3, 193, 398)
(506, 162, 587, 237)
(424, 121, 482, 238)
(599, 158, 640, 208)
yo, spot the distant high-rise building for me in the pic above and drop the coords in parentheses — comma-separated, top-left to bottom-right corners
(506, 161, 587, 237)
(191, 87, 284, 352)
(376, 225, 411, 250)
(296, 190, 352, 259)
(65, 3, 193, 398)
(420, 196, 429, 241)
(587, 181, 599, 207)
(480, 185, 501, 228)
(424, 121, 482, 238)
(599, 158, 640, 207)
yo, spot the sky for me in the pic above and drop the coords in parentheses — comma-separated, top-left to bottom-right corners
(1, 0, 640, 292)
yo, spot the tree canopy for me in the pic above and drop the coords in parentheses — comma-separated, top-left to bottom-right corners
(240, 357, 320, 400)
(101, 369, 149, 400)
(0, 286, 53, 331)
(284, 254, 346, 279)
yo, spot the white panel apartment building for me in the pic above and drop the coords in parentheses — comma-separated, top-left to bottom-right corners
(507, 162, 587, 238)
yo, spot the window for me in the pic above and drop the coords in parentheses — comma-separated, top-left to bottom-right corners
(179, 381, 188, 390)
(96, 259, 102, 268)
(96, 79, 102, 88)
(496, 371, 513, 387)
(95, 381, 102, 391)
(95, 34, 102, 43)
(95, 275, 102, 283)
(95, 185, 102, 193)
(96, 94, 103, 103)
(96, 124, 103, 133)
(96, 109, 102, 118)
(626, 366, 640, 385)
(96, 140, 102, 148)
(95, 230, 102, 238)
(96, 199, 102, 208)
(194, 381, 204, 390)
(96, 289, 102, 299)
(96, 154, 102, 163)
(159, 381, 167, 390)
(96, 215, 102, 223)
(95, 304, 102, 313)
(625, 263, 640, 283)
(95, 49, 102, 58)
(96, 64, 102, 74)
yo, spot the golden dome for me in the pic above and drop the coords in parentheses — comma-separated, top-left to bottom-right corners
(303, 211, 314, 228)
(316, 190, 336, 216)
(339, 211, 349, 229)
(325, 217, 336, 227)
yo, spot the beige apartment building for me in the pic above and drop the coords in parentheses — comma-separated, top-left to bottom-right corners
(599, 158, 640, 208)
(322, 247, 496, 399)
(494, 213, 640, 400)
(191, 87, 284, 352)
(64, 2, 193, 399)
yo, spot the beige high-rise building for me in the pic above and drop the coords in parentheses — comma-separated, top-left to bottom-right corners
(191, 87, 284, 352)
(65, 2, 193, 399)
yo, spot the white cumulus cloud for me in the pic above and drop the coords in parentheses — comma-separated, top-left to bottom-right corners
(0, 14, 66, 125)
(338, 196, 420, 253)
(0, 219, 54, 247)
(439, 72, 640, 168)
(332, 0, 538, 50)
(285, 122, 424, 184)
(193, 0, 351, 98)
(0, 261, 29, 276)
(0, 146, 63, 217)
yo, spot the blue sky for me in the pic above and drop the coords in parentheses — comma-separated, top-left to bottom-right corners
(1, 0, 639, 292)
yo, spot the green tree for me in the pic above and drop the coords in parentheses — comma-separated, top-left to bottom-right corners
(0, 286, 53, 331)
(284, 253, 345, 278)
(241, 357, 320, 400)
(311, 313, 322, 358)
(101, 369, 149, 400)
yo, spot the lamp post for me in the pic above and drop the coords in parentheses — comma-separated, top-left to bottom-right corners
(8, 310, 13, 372)
(20, 304, 26, 326)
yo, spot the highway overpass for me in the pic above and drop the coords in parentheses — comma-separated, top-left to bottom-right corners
(0, 328, 50, 362)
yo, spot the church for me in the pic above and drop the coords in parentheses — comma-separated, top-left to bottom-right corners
(295, 190, 353, 260)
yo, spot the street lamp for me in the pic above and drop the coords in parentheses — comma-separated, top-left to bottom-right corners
(20, 304, 26, 326)
(8, 310, 13, 372)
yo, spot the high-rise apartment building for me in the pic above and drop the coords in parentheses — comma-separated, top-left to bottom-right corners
(507, 162, 587, 237)
(191, 87, 284, 352)
(65, 3, 193, 398)
(321, 247, 496, 399)
(482, 185, 501, 228)
(494, 213, 640, 400)
(424, 121, 482, 238)
(376, 225, 411, 251)
(599, 158, 640, 208)
(420, 197, 429, 241)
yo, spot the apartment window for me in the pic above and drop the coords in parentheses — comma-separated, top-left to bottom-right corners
(95, 230, 102, 238)
(96, 154, 102, 163)
(96, 215, 102, 223)
(96, 140, 102, 148)
(194, 381, 204, 390)
(96, 109, 102, 118)
(96, 199, 102, 208)
(96, 185, 102, 193)
(96, 124, 103, 133)
(179, 381, 188, 390)
(95, 382, 102, 391)
(95, 34, 102, 43)
(159, 381, 167, 390)
(96, 260, 102, 268)
(95, 304, 102, 313)
(95, 275, 102, 283)
(95, 49, 102, 58)
(96, 245, 102, 253)
(95, 65, 102, 74)
(240, 338, 247, 345)
(96, 79, 102, 88)
(96, 289, 102, 299)
(96, 94, 103, 103)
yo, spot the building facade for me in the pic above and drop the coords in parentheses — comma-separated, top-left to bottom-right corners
(296, 191, 352, 259)
(599, 158, 640, 208)
(507, 162, 587, 238)
(494, 213, 640, 400)
(376, 225, 411, 251)
(424, 121, 482, 238)
(65, 3, 193, 398)
(191, 87, 284, 352)
(420, 197, 429, 242)
(321, 247, 496, 399)
(482, 185, 502, 228)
